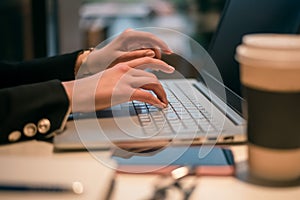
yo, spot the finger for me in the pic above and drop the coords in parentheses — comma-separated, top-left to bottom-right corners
(151, 48, 162, 59)
(122, 29, 173, 54)
(108, 50, 155, 69)
(130, 89, 167, 109)
(117, 50, 156, 62)
(125, 57, 175, 73)
(126, 67, 157, 77)
(127, 70, 168, 105)
(141, 82, 168, 105)
(129, 76, 159, 89)
(131, 47, 162, 59)
(129, 47, 162, 59)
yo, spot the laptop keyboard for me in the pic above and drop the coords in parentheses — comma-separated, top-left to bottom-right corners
(133, 82, 222, 136)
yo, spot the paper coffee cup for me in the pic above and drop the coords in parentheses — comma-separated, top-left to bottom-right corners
(236, 34, 300, 181)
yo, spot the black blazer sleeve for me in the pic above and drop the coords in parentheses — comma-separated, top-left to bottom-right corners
(0, 80, 70, 144)
(0, 51, 82, 144)
(0, 50, 82, 89)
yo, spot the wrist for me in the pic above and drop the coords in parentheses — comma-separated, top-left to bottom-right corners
(74, 48, 94, 76)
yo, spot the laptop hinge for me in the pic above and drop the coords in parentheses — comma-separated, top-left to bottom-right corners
(193, 82, 245, 126)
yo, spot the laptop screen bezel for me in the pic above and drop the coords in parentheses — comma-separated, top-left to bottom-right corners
(199, 0, 300, 115)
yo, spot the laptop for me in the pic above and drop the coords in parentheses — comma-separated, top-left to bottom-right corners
(54, 0, 300, 150)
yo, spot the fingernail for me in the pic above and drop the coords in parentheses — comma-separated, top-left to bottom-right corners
(161, 103, 167, 108)
(145, 51, 155, 57)
(164, 49, 173, 54)
(168, 65, 175, 72)
(155, 103, 166, 109)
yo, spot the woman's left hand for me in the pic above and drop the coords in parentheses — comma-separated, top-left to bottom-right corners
(76, 29, 173, 78)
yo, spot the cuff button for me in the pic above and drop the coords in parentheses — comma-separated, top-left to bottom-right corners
(37, 118, 51, 134)
(23, 123, 37, 137)
(8, 131, 21, 142)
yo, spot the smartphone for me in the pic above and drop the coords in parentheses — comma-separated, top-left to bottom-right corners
(111, 146, 235, 176)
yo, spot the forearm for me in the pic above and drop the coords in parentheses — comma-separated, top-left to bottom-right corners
(0, 50, 82, 89)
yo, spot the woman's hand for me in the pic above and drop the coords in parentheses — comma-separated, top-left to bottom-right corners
(76, 29, 173, 78)
(63, 57, 174, 113)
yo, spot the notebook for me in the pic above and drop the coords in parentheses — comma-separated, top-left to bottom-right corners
(0, 156, 116, 200)
(54, 0, 300, 150)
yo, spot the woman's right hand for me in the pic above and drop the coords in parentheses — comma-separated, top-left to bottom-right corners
(63, 57, 174, 113)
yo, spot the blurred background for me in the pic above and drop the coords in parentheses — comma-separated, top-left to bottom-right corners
(0, 0, 225, 77)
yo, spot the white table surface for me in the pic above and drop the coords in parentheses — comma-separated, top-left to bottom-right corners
(0, 141, 299, 200)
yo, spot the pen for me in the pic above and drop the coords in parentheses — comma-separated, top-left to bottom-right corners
(0, 181, 83, 194)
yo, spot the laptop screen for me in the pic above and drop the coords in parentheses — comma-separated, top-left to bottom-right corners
(202, 0, 300, 114)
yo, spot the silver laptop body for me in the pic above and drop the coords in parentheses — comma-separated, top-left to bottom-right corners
(54, 77, 246, 150)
